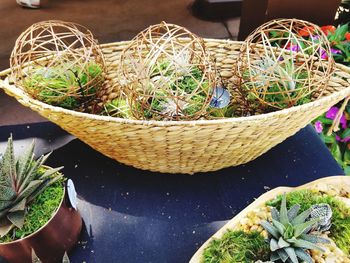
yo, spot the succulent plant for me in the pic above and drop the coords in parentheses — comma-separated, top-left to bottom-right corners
(0, 136, 63, 237)
(261, 194, 330, 263)
(32, 249, 70, 263)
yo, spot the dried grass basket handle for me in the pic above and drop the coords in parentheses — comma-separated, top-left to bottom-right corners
(0, 69, 34, 108)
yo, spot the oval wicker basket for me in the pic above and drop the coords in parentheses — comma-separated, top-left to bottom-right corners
(1, 39, 350, 174)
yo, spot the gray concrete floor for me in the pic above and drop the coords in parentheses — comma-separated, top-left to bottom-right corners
(0, 0, 240, 126)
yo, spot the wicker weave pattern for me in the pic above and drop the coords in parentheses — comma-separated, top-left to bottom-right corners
(1, 39, 350, 174)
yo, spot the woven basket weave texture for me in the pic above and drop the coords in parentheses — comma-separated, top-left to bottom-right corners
(1, 39, 350, 174)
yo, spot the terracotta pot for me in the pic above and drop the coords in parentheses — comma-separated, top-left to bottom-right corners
(0, 184, 82, 263)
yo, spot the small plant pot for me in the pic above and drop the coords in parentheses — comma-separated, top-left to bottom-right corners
(0, 184, 82, 263)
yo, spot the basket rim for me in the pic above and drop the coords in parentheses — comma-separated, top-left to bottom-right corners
(1, 39, 350, 127)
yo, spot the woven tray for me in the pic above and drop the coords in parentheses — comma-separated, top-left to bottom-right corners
(189, 175, 350, 262)
(1, 39, 350, 174)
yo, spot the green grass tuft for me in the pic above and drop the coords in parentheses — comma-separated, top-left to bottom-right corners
(0, 180, 65, 243)
(24, 63, 103, 110)
(267, 189, 350, 255)
(202, 230, 270, 263)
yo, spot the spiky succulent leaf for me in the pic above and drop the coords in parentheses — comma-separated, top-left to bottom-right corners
(293, 218, 319, 237)
(261, 220, 280, 239)
(287, 204, 301, 221)
(278, 237, 290, 249)
(270, 238, 279, 251)
(276, 249, 289, 262)
(7, 210, 25, 228)
(0, 136, 63, 237)
(271, 207, 280, 221)
(280, 194, 290, 225)
(271, 251, 281, 261)
(62, 253, 70, 263)
(300, 234, 331, 244)
(284, 247, 298, 263)
(17, 141, 35, 186)
(287, 237, 325, 252)
(272, 218, 286, 235)
(294, 248, 313, 263)
(291, 208, 312, 225)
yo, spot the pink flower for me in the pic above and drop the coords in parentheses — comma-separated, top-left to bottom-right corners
(326, 106, 339, 119)
(314, 121, 323, 133)
(287, 45, 301, 52)
(336, 134, 350, 142)
(319, 48, 328, 59)
(326, 106, 347, 129)
(331, 48, 342, 55)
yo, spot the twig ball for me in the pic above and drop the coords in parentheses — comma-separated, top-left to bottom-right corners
(10, 20, 106, 112)
(119, 21, 216, 120)
(237, 18, 334, 109)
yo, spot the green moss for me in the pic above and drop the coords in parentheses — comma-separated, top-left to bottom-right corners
(267, 189, 350, 255)
(145, 62, 210, 119)
(24, 63, 103, 110)
(104, 98, 132, 118)
(202, 230, 270, 263)
(0, 180, 65, 243)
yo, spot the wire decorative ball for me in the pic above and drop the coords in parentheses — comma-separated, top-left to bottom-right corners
(237, 18, 335, 110)
(119, 21, 216, 120)
(10, 20, 106, 112)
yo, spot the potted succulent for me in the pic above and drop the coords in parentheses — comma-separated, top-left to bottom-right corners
(0, 136, 82, 263)
(190, 176, 350, 262)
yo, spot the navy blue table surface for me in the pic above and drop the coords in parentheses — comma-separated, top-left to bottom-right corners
(0, 122, 344, 263)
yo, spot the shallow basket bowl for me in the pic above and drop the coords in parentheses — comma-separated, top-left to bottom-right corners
(189, 175, 350, 262)
(1, 39, 350, 174)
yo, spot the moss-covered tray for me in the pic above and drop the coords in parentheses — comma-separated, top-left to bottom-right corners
(190, 176, 350, 263)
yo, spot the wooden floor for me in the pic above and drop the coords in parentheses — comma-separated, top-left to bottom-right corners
(0, 0, 240, 126)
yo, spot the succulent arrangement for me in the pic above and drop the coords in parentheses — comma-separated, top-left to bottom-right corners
(10, 20, 106, 113)
(116, 22, 216, 121)
(200, 186, 350, 263)
(261, 194, 330, 262)
(238, 19, 334, 111)
(23, 62, 104, 110)
(9, 19, 335, 121)
(242, 56, 311, 110)
(0, 136, 63, 240)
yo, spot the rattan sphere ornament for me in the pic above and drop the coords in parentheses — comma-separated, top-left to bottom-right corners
(237, 18, 334, 110)
(10, 20, 106, 112)
(119, 21, 216, 120)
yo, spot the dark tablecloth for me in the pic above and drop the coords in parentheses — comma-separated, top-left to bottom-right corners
(0, 122, 344, 263)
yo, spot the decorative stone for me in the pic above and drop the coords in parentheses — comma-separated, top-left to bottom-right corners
(210, 87, 230, 108)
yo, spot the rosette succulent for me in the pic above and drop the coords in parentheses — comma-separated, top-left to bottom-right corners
(261, 194, 330, 263)
(0, 136, 63, 237)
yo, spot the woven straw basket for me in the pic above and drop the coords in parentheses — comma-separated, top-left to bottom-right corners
(1, 39, 350, 174)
